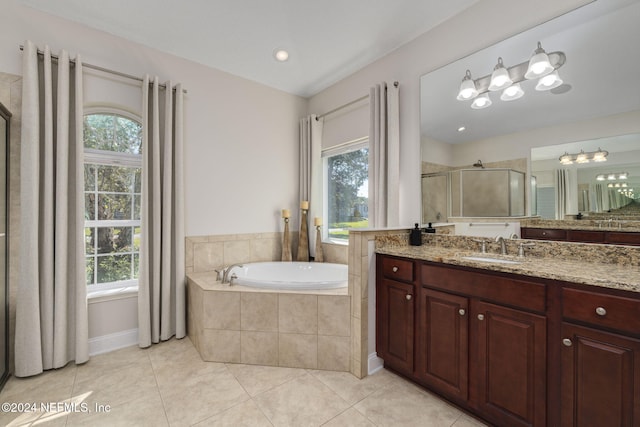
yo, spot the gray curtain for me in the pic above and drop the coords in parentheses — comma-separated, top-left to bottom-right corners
(554, 168, 578, 219)
(15, 41, 88, 377)
(299, 115, 323, 256)
(369, 81, 400, 228)
(138, 76, 186, 346)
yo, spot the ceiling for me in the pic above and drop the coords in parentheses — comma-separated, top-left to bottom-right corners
(17, 0, 478, 97)
(420, 0, 640, 145)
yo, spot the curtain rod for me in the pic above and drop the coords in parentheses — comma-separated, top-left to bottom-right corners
(316, 81, 398, 121)
(19, 45, 187, 94)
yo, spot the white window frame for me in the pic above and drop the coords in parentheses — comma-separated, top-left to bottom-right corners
(83, 111, 142, 294)
(322, 137, 369, 244)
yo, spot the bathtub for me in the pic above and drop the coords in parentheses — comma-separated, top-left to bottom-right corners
(229, 261, 347, 290)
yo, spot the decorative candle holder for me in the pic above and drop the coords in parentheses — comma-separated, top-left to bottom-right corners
(315, 225, 324, 262)
(281, 217, 292, 262)
(297, 206, 310, 262)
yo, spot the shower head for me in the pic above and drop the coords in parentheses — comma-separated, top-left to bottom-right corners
(473, 160, 484, 168)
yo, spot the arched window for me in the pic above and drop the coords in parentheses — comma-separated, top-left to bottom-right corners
(83, 111, 142, 291)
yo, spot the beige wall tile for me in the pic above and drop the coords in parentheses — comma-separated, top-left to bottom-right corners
(322, 243, 348, 264)
(224, 240, 252, 265)
(251, 237, 279, 262)
(318, 336, 350, 372)
(200, 329, 241, 363)
(278, 333, 317, 369)
(185, 237, 194, 268)
(241, 293, 278, 332)
(203, 291, 240, 330)
(278, 294, 317, 334)
(318, 295, 350, 337)
(193, 241, 224, 272)
(241, 331, 278, 366)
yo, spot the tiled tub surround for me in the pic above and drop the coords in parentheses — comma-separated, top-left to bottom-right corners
(187, 272, 351, 371)
(185, 232, 348, 274)
(376, 233, 640, 292)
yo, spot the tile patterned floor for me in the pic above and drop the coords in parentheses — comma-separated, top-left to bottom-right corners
(0, 337, 487, 426)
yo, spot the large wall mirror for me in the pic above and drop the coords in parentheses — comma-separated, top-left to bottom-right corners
(420, 0, 640, 224)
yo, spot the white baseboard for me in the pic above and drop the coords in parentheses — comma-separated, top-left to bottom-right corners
(368, 352, 384, 375)
(89, 328, 138, 356)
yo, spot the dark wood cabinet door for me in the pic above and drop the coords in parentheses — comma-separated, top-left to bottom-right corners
(474, 301, 547, 427)
(560, 323, 640, 427)
(417, 288, 469, 401)
(377, 278, 415, 374)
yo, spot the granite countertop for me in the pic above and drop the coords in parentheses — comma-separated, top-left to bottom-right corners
(376, 245, 640, 294)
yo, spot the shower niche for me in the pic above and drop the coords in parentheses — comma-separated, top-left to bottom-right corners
(423, 168, 525, 221)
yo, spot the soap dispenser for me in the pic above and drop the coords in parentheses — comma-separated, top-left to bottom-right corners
(410, 223, 422, 246)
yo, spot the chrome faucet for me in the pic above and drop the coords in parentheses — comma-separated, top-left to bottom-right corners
(222, 263, 243, 284)
(496, 236, 507, 255)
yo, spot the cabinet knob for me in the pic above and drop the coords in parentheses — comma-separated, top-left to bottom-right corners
(459, 309, 466, 316)
(595, 306, 607, 316)
(392, 266, 399, 273)
(477, 314, 484, 320)
(406, 294, 412, 301)
(562, 338, 572, 347)
(542, 231, 547, 236)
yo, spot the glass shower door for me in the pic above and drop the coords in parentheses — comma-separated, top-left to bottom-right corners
(0, 103, 9, 390)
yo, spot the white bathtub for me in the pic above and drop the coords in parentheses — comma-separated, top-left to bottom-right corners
(230, 262, 348, 290)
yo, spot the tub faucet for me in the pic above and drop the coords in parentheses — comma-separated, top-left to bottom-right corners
(222, 263, 243, 284)
(496, 236, 507, 255)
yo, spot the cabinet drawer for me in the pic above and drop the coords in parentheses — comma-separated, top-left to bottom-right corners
(562, 287, 640, 335)
(566, 229, 605, 243)
(605, 231, 640, 246)
(421, 264, 546, 313)
(381, 256, 415, 283)
(521, 227, 567, 240)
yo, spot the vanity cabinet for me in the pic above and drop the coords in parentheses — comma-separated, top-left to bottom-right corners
(560, 287, 640, 426)
(420, 263, 547, 427)
(521, 227, 640, 246)
(376, 255, 416, 376)
(376, 252, 640, 426)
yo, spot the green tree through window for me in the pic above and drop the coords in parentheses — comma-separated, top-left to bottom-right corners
(84, 112, 142, 290)
(326, 147, 369, 240)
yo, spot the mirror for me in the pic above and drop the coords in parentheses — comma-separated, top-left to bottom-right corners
(420, 0, 640, 224)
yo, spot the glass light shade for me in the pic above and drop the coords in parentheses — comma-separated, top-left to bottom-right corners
(457, 78, 478, 100)
(525, 43, 554, 79)
(536, 70, 563, 91)
(608, 183, 614, 188)
(575, 151, 589, 163)
(596, 174, 605, 181)
(471, 93, 492, 109)
(592, 149, 608, 162)
(619, 172, 628, 180)
(615, 183, 621, 188)
(608, 173, 617, 180)
(488, 58, 513, 91)
(500, 83, 524, 101)
(559, 152, 573, 165)
(622, 183, 628, 188)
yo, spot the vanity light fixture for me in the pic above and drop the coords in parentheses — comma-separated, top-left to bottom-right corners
(471, 93, 492, 109)
(597, 172, 629, 181)
(524, 42, 555, 79)
(558, 148, 608, 165)
(535, 70, 563, 91)
(456, 41, 565, 109)
(456, 70, 479, 100)
(488, 57, 513, 91)
(500, 83, 524, 101)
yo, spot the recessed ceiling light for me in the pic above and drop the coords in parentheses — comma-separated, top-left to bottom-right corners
(273, 49, 289, 62)
(457, 126, 466, 132)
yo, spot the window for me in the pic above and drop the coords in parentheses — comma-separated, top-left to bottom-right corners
(83, 112, 142, 291)
(323, 141, 369, 242)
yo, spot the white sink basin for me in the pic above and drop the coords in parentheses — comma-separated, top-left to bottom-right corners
(461, 256, 521, 265)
